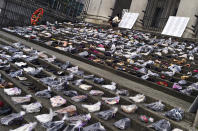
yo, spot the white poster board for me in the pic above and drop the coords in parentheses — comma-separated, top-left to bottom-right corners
(118, 13, 139, 29)
(162, 16, 190, 37)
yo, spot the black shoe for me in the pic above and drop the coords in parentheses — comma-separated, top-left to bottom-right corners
(0, 106, 12, 115)
(21, 81, 34, 86)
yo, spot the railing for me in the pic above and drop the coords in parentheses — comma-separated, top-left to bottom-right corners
(142, 17, 168, 32)
(142, 0, 180, 32)
(0, 0, 90, 27)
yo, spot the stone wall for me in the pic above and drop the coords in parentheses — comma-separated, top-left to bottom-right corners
(176, 0, 198, 38)
(85, 0, 116, 24)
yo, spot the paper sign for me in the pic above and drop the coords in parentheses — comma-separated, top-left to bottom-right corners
(119, 13, 139, 29)
(162, 16, 190, 37)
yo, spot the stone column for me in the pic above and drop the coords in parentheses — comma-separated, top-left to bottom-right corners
(85, 0, 116, 24)
(129, 0, 148, 29)
(0, 0, 5, 8)
(176, 0, 198, 38)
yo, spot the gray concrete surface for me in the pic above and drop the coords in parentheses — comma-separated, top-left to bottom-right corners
(176, 0, 198, 38)
(0, 30, 192, 111)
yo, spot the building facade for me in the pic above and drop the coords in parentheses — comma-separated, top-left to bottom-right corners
(85, 0, 198, 38)
(1, 0, 198, 38)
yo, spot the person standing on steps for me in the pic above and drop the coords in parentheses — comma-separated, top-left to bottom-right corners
(111, 14, 121, 28)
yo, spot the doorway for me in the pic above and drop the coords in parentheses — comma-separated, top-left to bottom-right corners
(151, 7, 164, 28)
(111, 0, 132, 18)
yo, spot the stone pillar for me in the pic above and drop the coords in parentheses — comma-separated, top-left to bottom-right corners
(129, 0, 148, 29)
(176, 0, 198, 38)
(85, 0, 116, 24)
(0, 0, 5, 9)
(0, 0, 5, 18)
